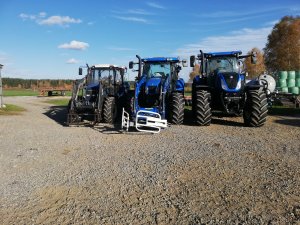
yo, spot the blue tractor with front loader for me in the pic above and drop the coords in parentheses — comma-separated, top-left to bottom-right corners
(190, 50, 272, 127)
(67, 64, 128, 126)
(122, 55, 187, 133)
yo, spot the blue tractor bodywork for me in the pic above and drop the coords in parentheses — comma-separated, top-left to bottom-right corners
(122, 55, 186, 133)
(190, 49, 269, 127)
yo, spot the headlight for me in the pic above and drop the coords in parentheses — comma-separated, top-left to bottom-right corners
(221, 79, 228, 90)
(236, 79, 241, 90)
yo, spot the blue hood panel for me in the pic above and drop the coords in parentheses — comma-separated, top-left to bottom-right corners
(86, 83, 99, 89)
(145, 77, 161, 87)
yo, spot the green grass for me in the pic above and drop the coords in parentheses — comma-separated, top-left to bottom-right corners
(44, 98, 70, 106)
(0, 104, 26, 115)
(3, 89, 72, 97)
(3, 89, 39, 96)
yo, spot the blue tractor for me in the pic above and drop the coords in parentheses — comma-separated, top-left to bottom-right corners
(67, 64, 128, 125)
(190, 50, 269, 127)
(122, 55, 187, 133)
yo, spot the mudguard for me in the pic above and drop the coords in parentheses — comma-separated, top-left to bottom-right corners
(176, 78, 185, 92)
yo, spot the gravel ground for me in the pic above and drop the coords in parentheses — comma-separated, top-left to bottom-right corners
(0, 96, 300, 225)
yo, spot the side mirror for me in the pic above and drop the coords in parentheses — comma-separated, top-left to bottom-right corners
(79, 67, 83, 75)
(190, 55, 195, 67)
(129, 61, 134, 69)
(251, 52, 257, 64)
(182, 59, 188, 67)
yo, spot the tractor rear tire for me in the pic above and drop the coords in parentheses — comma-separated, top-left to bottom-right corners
(194, 90, 211, 126)
(243, 90, 268, 127)
(103, 97, 117, 124)
(169, 92, 184, 124)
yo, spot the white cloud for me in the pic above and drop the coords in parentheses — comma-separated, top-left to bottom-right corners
(175, 27, 272, 57)
(39, 12, 47, 18)
(128, 9, 154, 15)
(147, 2, 165, 9)
(112, 16, 150, 24)
(20, 12, 81, 27)
(58, 40, 89, 50)
(66, 58, 80, 64)
(38, 16, 82, 26)
(87, 21, 95, 26)
(19, 12, 47, 21)
(112, 9, 153, 16)
(19, 13, 36, 21)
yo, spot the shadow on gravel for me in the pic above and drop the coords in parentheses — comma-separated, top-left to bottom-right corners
(274, 118, 300, 127)
(184, 108, 244, 127)
(92, 123, 123, 134)
(93, 124, 155, 135)
(43, 106, 68, 126)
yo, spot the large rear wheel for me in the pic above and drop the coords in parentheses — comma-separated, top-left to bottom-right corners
(243, 90, 268, 127)
(193, 90, 212, 126)
(169, 92, 184, 124)
(103, 97, 117, 124)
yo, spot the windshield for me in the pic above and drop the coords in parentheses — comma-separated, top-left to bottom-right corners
(92, 69, 112, 82)
(143, 62, 171, 78)
(207, 57, 239, 74)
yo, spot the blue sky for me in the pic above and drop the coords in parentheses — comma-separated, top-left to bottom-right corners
(0, 0, 299, 81)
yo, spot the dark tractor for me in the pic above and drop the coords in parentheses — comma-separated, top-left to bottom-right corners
(190, 50, 269, 127)
(122, 55, 187, 133)
(67, 64, 128, 126)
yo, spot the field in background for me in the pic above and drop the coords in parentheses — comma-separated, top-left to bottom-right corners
(3, 89, 72, 97)
(0, 104, 26, 115)
(3, 89, 38, 96)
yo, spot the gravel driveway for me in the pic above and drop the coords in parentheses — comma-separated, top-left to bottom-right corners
(0, 96, 300, 224)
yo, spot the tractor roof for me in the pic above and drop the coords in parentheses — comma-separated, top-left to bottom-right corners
(92, 64, 125, 70)
(205, 51, 242, 58)
(142, 57, 180, 63)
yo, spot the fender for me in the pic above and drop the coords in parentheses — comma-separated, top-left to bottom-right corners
(176, 78, 185, 92)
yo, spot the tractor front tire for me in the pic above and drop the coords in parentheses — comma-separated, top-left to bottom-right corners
(169, 92, 185, 124)
(194, 90, 211, 126)
(243, 90, 268, 127)
(124, 92, 135, 118)
(103, 97, 117, 124)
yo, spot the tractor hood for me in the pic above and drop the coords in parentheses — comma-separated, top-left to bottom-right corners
(145, 77, 161, 87)
(86, 83, 99, 90)
(144, 77, 162, 94)
(218, 72, 243, 92)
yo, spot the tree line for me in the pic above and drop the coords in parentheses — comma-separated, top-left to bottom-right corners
(2, 78, 73, 89)
(189, 16, 300, 81)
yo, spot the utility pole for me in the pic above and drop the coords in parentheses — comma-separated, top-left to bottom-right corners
(0, 64, 4, 108)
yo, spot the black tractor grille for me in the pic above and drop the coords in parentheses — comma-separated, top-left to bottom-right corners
(148, 86, 157, 94)
(222, 72, 239, 89)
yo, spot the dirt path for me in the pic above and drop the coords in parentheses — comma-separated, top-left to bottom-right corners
(0, 96, 300, 224)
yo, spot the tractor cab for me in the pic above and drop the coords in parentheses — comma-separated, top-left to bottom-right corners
(202, 51, 245, 92)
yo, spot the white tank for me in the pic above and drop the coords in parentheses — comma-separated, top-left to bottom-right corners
(258, 74, 276, 94)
